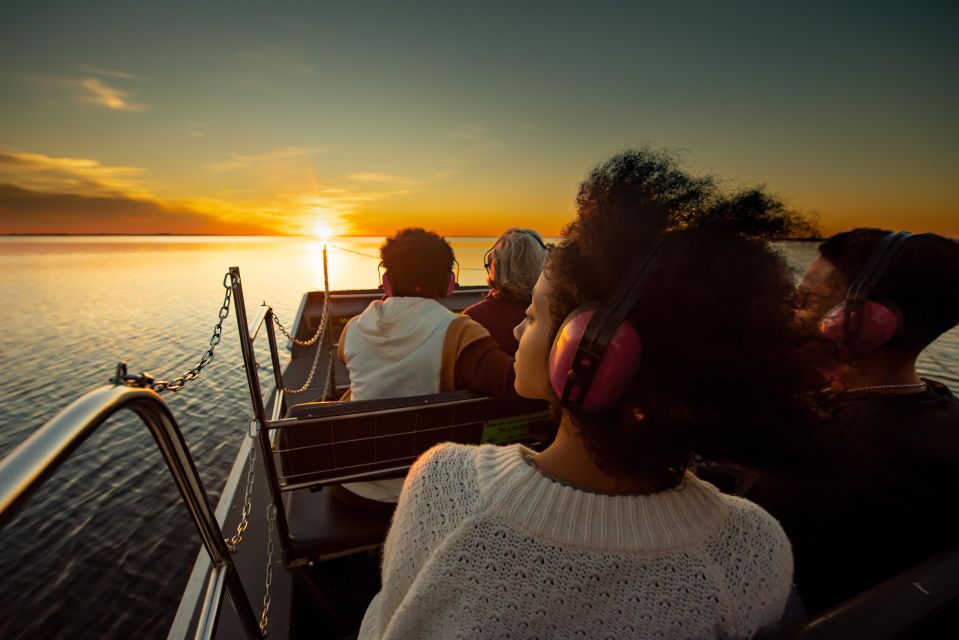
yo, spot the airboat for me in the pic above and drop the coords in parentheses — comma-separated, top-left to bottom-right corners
(1, 255, 957, 639)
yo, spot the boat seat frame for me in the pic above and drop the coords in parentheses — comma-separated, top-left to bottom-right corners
(229, 268, 550, 632)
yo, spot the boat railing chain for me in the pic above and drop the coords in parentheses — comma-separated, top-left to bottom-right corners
(111, 271, 239, 393)
(273, 273, 334, 395)
(272, 311, 323, 346)
(260, 503, 277, 635)
(226, 418, 258, 553)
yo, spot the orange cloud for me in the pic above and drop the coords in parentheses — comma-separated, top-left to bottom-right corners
(0, 184, 272, 235)
(0, 147, 147, 195)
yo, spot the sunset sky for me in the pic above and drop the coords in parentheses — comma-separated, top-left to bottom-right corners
(0, 2, 956, 237)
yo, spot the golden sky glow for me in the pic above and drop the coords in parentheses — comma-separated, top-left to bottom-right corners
(0, 3, 956, 238)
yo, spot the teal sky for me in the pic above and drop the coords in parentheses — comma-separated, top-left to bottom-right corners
(1, 1, 956, 236)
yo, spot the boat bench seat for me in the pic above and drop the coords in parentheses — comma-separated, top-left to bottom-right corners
(274, 391, 552, 562)
(286, 486, 394, 561)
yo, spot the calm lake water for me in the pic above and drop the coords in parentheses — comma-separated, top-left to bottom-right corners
(0, 236, 956, 639)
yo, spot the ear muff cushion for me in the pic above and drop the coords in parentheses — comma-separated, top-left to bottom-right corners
(818, 300, 900, 361)
(548, 309, 643, 412)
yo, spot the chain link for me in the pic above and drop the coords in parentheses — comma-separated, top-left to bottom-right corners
(111, 271, 238, 393)
(260, 503, 277, 635)
(226, 419, 258, 553)
(275, 287, 333, 395)
(272, 311, 323, 346)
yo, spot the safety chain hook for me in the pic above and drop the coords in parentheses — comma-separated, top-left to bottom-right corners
(110, 271, 239, 393)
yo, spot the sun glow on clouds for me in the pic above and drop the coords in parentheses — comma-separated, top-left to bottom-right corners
(0, 147, 147, 194)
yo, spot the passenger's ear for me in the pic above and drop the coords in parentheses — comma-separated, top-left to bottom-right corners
(381, 271, 394, 298)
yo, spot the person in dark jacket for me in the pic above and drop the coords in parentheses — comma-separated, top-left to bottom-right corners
(743, 228, 959, 614)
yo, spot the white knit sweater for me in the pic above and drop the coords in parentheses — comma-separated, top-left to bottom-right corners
(359, 443, 793, 640)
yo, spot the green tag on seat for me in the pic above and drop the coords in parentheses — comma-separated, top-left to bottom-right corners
(480, 411, 551, 445)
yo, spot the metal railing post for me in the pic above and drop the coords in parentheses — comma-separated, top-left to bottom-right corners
(229, 267, 295, 565)
(0, 386, 263, 640)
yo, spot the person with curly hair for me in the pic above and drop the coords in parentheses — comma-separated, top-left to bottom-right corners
(359, 153, 814, 639)
(463, 228, 550, 356)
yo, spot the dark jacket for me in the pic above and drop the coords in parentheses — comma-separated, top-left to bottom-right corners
(743, 379, 959, 613)
(462, 291, 528, 357)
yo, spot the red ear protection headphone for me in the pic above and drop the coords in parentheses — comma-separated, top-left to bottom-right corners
(547, 236, 664, 413)
(817, 231, 911, 361)
(380, 261, 459, 298)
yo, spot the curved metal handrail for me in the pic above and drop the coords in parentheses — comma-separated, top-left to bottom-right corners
(0, 384, 262, 640)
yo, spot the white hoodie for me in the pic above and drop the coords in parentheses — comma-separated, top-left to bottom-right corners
(342, 297, 458, 401)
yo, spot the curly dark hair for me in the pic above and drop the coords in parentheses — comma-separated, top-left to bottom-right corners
(570, 147, 819, 240)
(547, 155, 819, 488)
(380, 228, 454, 298)
(818, 228, 959, 354)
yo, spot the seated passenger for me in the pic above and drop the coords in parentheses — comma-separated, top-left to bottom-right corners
(742, 228, 959, 614)
(337, 228, 518, 504)
(359, 156, 811, 639)
(463, 228, 549, 355)
(339, 227, 516, 401)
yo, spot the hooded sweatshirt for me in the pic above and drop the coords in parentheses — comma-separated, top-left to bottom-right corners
(342, 297, 459, 401)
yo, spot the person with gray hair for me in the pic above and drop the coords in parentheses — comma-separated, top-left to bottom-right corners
(463, 228, 549, 356)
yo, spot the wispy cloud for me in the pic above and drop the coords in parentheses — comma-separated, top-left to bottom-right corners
(348, 172, 413, 185)
(78, 66, 149, 81)
(79, 77, 151, 112)
(446, 124, 505, 156)
(189, 122, 207, 140)
(232, 49, 318, 77)
(12, 71, 152, 112)
(0, 147, 147, 195)
(448, 125, 488, 140)
(203, 146, 324, 171)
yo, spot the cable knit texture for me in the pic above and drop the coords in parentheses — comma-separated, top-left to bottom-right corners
(359, 443, 792, 639)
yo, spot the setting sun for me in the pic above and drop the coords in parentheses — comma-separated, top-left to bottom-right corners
(313, 223, 334, 241)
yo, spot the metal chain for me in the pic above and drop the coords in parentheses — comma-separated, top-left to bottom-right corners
(111, 271, 239, 393)
(259, 503, 277, 635)
(226, 419, 258, 553)
(278, 283, 333, 395)
(272, 311, 323, 346)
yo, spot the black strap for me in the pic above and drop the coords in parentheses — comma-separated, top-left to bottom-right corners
(563, 236, 666, 411)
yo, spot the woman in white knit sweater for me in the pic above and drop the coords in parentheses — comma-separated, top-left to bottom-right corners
(360, 152, 811, 639)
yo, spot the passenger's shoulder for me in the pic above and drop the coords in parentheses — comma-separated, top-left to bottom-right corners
(402, 444, 483, 512)
(721, 493, 789, 532)
(409, 443, 481, 483)
(713, 493, 793, 566)
(417, 442, 479, 464)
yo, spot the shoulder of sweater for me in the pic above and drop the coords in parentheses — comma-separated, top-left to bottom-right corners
(714, 492, 792, 548)
(410, 442, 484, 482)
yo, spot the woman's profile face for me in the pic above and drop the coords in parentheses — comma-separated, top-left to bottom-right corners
(512, 272, 552, 398)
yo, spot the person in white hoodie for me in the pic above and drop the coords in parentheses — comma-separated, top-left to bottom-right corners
(336, 228, 519, 504)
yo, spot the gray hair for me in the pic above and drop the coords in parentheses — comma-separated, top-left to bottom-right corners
(487, 228, 549, 301)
